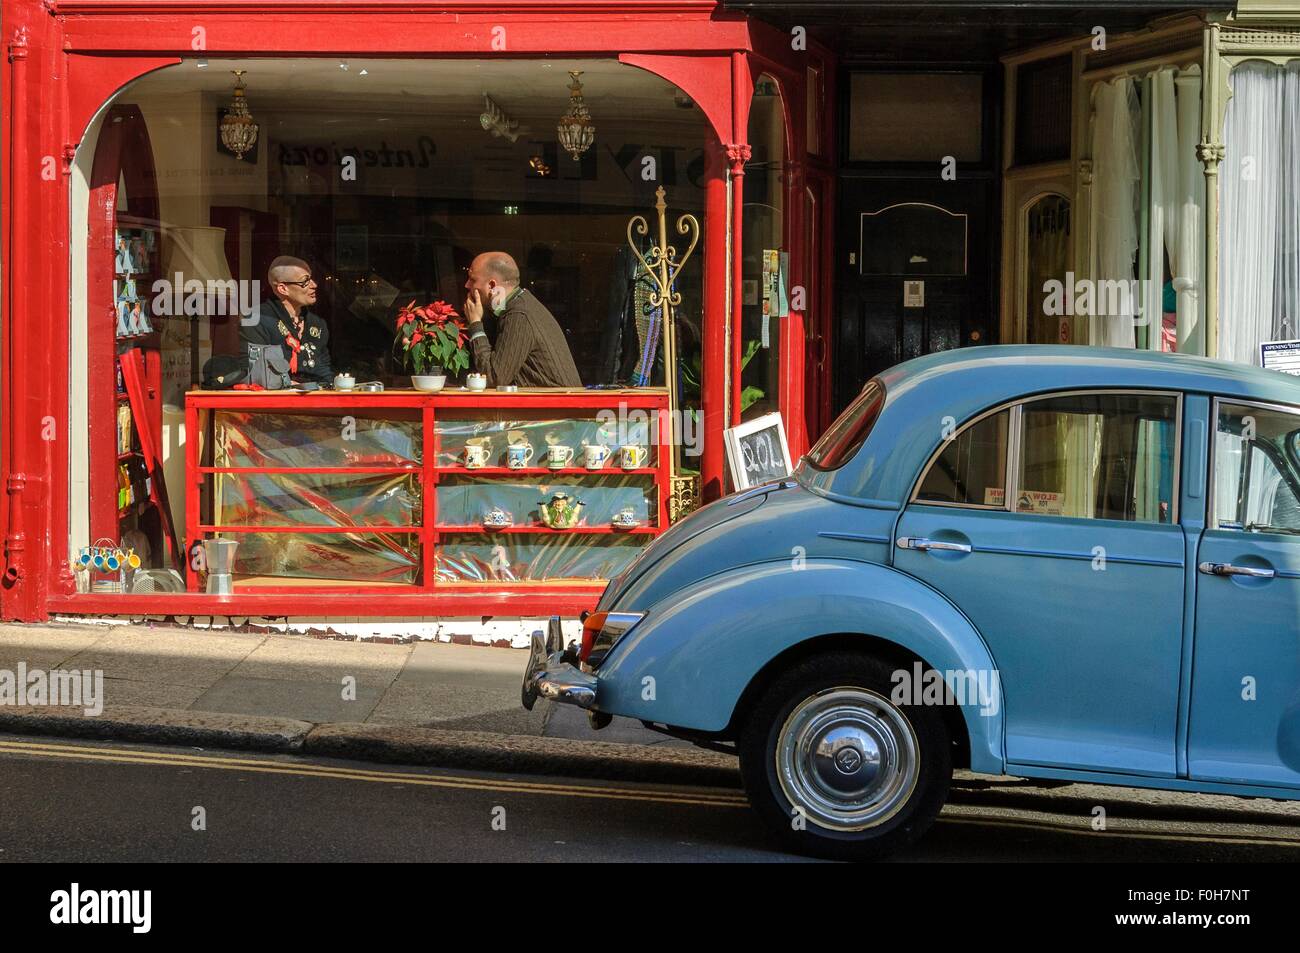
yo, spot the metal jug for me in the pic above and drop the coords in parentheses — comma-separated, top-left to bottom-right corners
(202, 538, 239, 595)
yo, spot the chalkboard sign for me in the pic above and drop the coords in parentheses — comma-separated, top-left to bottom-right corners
(724, 413, 794, 490)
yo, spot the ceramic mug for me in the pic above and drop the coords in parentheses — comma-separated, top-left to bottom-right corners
(620, 445, 649, 469)
(506, 443, 534, 469)
(466, 373, 488, 392)
(583, 444, 612, 469)
(464, 444, 491, 469)
(546, 445, 575, 469)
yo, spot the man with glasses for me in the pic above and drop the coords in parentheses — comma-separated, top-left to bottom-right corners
(241, 255, 333, 385)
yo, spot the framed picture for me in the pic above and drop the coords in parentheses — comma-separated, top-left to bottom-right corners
(724, 412, 793, 490)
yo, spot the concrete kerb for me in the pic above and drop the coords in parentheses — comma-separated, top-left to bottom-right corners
(0, 705, 743, 789)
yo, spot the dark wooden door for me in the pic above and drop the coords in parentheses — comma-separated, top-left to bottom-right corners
(834, 176, 996, 414)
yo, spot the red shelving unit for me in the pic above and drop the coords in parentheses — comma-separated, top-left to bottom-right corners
(184, 388, 672, 608)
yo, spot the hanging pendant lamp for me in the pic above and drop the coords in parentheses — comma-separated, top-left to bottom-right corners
(219, 70, 259, 161)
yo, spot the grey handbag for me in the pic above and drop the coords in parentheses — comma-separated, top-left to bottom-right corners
(247, 343, 292, 389)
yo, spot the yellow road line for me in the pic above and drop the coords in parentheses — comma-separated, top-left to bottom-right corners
(0, 739, 750, 808)
(938, 812, 1300, 848)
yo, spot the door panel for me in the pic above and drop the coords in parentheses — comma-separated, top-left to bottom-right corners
(1189, 532, 1300, 787)
(895, 506, 1186, 775)
(1188, 399, 1300, 788)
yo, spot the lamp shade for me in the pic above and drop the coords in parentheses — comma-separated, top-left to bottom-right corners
(162, 226, 232, 285)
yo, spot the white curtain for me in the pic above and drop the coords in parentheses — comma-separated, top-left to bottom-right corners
(1220, 63, 1300, 364)
(1147, 67, 1205, 354)
(1091, 77, 1142, 348)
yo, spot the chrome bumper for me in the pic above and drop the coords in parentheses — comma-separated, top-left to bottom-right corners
(521, 616, 598, 711)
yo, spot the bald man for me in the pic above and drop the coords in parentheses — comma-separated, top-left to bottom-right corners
(463, 252, 581, 388)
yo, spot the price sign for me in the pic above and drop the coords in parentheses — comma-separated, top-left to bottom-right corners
(725, 413, 794, 490)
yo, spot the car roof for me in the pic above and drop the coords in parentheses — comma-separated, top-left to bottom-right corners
(799, 345, 1300, 508)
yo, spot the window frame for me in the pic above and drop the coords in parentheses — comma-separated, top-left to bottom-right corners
(908, 388, 1184, 525)
(1208, 396, 1300, 534)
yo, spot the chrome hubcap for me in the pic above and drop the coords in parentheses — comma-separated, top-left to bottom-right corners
(776, 688, 919, 832)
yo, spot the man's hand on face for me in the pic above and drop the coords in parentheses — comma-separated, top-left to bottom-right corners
(464, 289, 485, 325)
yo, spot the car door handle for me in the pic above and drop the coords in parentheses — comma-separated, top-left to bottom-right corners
(1198, 561, 1276, 579)
(897, 537, 973, 554)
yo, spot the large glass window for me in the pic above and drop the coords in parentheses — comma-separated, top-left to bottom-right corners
(1087, 65, 1204, 354)
(1214, 402, 1300, 535)
(74, 57, 712, 591)
(741, 73, 786, 424)
(804, 380, 884, 471)
(1220, 62, 1300, 366)
(1016, 392, 1178, 522)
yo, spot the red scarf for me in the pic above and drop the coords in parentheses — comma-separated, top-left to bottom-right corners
(283, 316, 305, 374)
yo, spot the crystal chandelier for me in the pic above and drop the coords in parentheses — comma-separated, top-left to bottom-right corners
(556, 70, 595, 161)
(219, 70, 259, 160)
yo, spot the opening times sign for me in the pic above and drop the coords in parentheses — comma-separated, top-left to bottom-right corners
(1261, 340, 1300, 376)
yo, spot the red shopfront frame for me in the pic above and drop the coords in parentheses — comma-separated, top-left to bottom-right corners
(0, 0, 823, 622)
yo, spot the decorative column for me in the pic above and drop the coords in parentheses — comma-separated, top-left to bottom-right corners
(1199, 18, 1227, 359)
(700, 141, 729, 502)
(1075, 158, 1094, 346)
(1176, 68, 1206, 356)
(726, 142, 750, 428)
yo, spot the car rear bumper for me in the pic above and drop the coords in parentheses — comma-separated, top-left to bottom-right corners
(521, 616, 597, 711)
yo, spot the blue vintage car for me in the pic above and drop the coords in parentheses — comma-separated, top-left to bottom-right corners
(523, 346, 1300, 859)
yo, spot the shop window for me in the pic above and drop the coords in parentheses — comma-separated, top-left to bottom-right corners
(1023, 194, 1071, 344)
(741, 73, 787, 424)
(72, 57, 710, 594)
(1087, 65, 1204, 354)
(1220, 62, 1300, 366)
(848, 72, 983, 163)
(1015, 56, 1072, 165)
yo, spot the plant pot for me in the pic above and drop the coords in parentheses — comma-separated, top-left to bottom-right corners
(411, 374, 446, 392)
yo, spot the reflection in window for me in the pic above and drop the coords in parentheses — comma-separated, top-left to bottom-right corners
(1214, 403, 1300, 534)
(917, 411, 1008, 506)
(1016, 393, 1177, 522)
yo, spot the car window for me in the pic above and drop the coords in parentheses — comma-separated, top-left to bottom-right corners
(1214, 402, 1300, 536)
(1015, 392, 1178, 523)
(915, 410, 1009, 506)
(805, 379, 885, 470)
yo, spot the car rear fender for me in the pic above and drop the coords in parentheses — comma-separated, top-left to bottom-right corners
(594, 558, 1005, 775)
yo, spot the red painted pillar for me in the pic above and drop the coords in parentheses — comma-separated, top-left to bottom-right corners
(4, 25, 32, 614)
(700, 140, 729, 502)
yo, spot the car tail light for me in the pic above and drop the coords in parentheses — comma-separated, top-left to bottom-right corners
(580, 611, 644, 667)
(580, 612, 606, 662)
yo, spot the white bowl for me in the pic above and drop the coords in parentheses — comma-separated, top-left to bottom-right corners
(412, 375, 446, 392)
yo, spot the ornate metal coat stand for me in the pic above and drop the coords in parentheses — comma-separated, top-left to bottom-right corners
(627, 186, 700, 522)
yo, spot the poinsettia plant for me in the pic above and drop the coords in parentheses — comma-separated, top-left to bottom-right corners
(394, 300, 470, 376)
